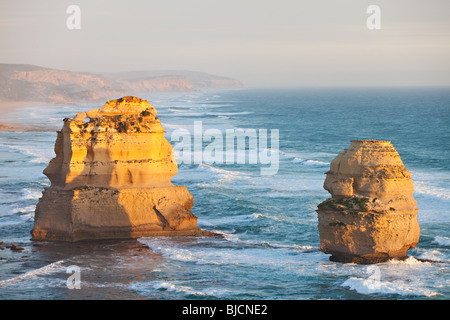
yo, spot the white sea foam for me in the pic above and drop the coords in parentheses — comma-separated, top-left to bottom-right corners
(19, 212, 34, 221)
(385, 256, 429, 266)
(277, 150, 331, 167)
(292, 158, 330, 167)
(0, 260, 66, 288)
(414, 181, 450, 200)
(320, 254, 444, 298)
(22, 188, 42, 200)
(0, 204, 36, 225)
(219, 230, 315, 251)
(432, 236, 450, 247)
(10, 205, 36, 215)
(0, 143, 52, 164)
(197, 164, 251, 183)
(139, 232, 318, 269)
(418, 250, 445, 262)
(278, 150, 331, 165)
(129, 280, 231, 297)
(302, 159, 330, 167)
(249, 212, 303, 225)
(341, 277, 439, 297)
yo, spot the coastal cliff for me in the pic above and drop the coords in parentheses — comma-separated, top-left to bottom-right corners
(0, 64, 244, 105)
(317, 140, 420, 264)
(31, 96, 213, 241)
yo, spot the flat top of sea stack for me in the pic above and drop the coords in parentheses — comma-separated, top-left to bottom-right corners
(350, 139, 391, 145)
(86, 96, 156, 118)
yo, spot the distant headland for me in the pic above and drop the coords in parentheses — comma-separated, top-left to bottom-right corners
(0, 63, 244, 106)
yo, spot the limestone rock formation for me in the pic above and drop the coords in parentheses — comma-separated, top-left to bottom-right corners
(317, 140, 420, 264)
(31, 96, 213, 241)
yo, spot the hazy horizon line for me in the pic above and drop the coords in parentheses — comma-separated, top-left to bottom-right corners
(2, 62, 450, 89)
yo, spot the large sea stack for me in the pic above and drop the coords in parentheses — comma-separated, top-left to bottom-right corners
(31, 96, 212, 241)
(317, 140, 420, 264)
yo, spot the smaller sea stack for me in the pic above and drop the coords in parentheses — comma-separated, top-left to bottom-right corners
(317, 140, 420, 264)
(32, 96, 213, 241)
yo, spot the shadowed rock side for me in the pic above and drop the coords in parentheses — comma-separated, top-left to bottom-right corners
(316, 140, 420, 264)
(31, 96, 214, 241)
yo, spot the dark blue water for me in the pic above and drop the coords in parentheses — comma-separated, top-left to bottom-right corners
(0, 88, 449, 299)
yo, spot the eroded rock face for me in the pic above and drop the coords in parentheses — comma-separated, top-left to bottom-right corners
(31, 96, 212, 241)
(317, 140, 420, 264)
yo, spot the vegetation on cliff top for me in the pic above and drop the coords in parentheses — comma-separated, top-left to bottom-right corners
(318, 196, 371, 213)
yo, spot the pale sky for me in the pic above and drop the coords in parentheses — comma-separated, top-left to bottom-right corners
(1, 0, 449, 87)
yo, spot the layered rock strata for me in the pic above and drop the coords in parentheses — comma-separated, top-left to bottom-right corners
(317, 140, 420, 264)
(31, 96, 212, 241)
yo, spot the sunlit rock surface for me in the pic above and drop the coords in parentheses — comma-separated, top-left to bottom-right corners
(32, 96, 213, 241)
(317, 140, 420, 264)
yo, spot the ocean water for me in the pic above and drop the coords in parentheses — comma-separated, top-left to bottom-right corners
(0, 88, 449, 300)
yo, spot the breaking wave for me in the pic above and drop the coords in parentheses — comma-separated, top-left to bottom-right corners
(432, 236, 450, 247)
(0, 143, 52, 164)
(0, 260, 66, 288)
(341, 277, 439, 297)
(129, 280, 231, 297)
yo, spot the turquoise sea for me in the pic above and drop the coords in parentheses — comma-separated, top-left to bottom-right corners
(0, 88, 449, 300)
